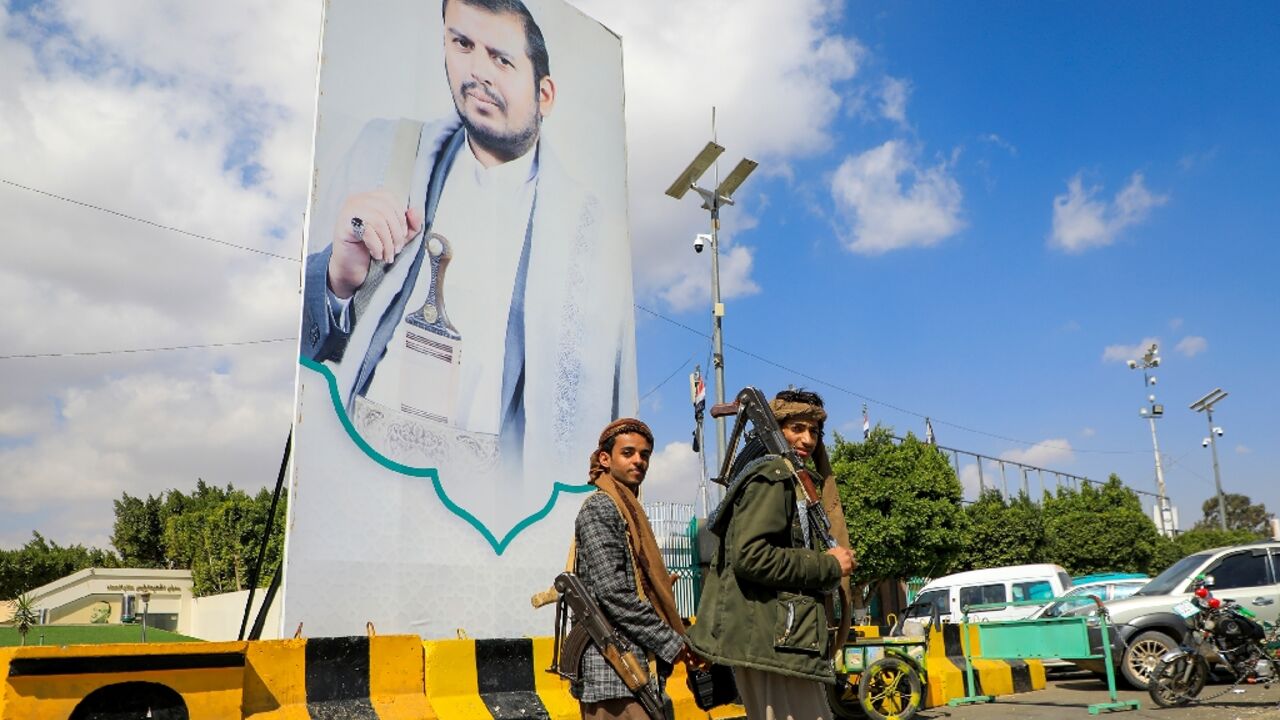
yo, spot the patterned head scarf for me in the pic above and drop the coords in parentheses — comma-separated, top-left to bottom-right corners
(769, 398, 828, 427)
(588, 418, 654, 483)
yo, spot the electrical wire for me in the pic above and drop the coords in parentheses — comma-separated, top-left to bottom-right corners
(2, 179, 301, 263)
(635, 303, 1144, 456)
(5, 178, 1146, 457)
(0, 338, 295, 360)
(640, 354, 694, 401)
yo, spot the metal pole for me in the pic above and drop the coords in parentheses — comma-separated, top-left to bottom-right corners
(1147, 415, 1169, 536)
(1206, 407, 1228, 531)
(709, 205, 727, 472)
(696, 418, 709, 517)
(977, 458, 985, 494)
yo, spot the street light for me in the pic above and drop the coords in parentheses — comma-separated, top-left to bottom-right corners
(139, 591, 151, 642)
(665, 139, 758, 475)
(1129, 343, 1174, 536)
(1190, 388, 1230, 531)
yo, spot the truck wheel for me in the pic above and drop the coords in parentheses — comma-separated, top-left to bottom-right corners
(1120, 630, 1177, 690)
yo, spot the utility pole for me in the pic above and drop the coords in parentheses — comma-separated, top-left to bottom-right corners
(1190, 388, 1230, 531)
(1128, 343, 1173, 536)
(664, 111, 757, 475)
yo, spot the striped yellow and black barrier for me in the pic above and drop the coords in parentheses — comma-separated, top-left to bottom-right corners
(423, 636, 744, 719)
(243, 634, 432, 719)
(0, 640, 249, 720)
(3, 628, 1044, 718)
(922, 623, 1044, 707)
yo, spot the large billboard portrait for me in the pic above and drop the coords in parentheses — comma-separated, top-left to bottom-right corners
(284, 0, 633, 638)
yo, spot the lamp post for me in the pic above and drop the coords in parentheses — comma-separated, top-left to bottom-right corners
(665, 139, 757, 475)
(1190, 388, 1230, 531)
(1127, 343, 1173, 536)
(139, 591, 151, 642)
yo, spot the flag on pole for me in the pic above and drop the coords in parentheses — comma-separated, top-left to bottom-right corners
(693, 375, 706, 418)
(862, 404, 870, 439)
(691, 367, 706, 453)
(925, 417, 936, 445)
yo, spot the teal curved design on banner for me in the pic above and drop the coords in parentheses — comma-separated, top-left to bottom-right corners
(299, 357, 592, 555)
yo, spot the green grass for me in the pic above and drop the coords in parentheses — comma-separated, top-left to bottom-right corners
(0, 625, 204, 647)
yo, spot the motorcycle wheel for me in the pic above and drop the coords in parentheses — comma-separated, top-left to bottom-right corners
(1147, 654, 1208, 708)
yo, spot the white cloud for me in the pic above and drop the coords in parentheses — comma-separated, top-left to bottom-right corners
(1178, 147, 1218, 172)
(1050, 172, 1168, 252)
(980, 133, 1017, 156)
(1175, 336, 1208, 357)
(830, 140, 964, 254)
(1235, 445, 1251, 455)
(659, 243, 761, 312)
(1102, 337, 1160, 364)
(1081, 427, 1096, 438)
(1169, 317, 1184, 330)
(641, 441, 706, 507)
(572, 0, 863, 307)
(1000, 439, 1075, 469)
(0, 366, 294, 546)
(0, 0, 866, 547)
(0, 1, 315, 547)
(879, 76, 910, 123)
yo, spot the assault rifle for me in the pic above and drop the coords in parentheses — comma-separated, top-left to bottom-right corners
(709, 386, 852, 654)
(710, 386, 838, 548)
(548, 572, 668, 720)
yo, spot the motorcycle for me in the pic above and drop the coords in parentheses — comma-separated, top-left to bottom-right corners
(1148, 578, 1280, 708)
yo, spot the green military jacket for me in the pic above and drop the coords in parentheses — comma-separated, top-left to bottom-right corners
(687, 455, 843, 684)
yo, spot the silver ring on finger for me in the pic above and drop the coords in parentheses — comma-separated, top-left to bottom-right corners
(350, 217, 365, 241)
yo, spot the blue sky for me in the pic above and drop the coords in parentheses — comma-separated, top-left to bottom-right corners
(630, 1, 1280, 525)
(0, 0, 1275, 548)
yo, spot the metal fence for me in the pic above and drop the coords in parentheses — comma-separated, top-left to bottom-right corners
(892, 435, 1161, 507)
(644, 501, 701, 617)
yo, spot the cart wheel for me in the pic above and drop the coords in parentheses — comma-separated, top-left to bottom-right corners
(858, 656, 922, 720)
(825, 672, 867, 719)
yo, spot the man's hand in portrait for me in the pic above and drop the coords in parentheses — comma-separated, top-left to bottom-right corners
(328, 188, 425, 299)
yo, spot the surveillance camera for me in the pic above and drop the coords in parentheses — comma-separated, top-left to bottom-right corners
(1127, 360, 1138, 369)
(1202, 438, 1210, 448)
(1214, 427, 1224, 436)
(693, 234, 708, 253)
(1152, 358, 1160, 367)
(1148, 376, 1157, 386)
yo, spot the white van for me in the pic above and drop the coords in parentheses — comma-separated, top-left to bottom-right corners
(903, 564, 1073, 624)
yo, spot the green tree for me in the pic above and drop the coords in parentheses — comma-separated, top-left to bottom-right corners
(830, 427, 969, 605)
(1042, 476, 1164, 575)
(954, 489, 1045, 571)
(160, 483, 287, 597)
(111, 492, 169, 567)
(0, 532, 119, 599)
(1196, 493, 1271, 534)
(10, 594, 38, 645)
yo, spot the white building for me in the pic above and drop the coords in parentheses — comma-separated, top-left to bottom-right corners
(15, 567, 280, 641)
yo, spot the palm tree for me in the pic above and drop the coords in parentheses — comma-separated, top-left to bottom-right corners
(10, 594, 39, 646)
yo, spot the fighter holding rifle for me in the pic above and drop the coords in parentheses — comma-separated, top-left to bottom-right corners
(549, 419, 704, 720)
(688, 387, 856, 720)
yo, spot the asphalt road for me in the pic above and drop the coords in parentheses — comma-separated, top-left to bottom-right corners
(915, 671, 1280, 720)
